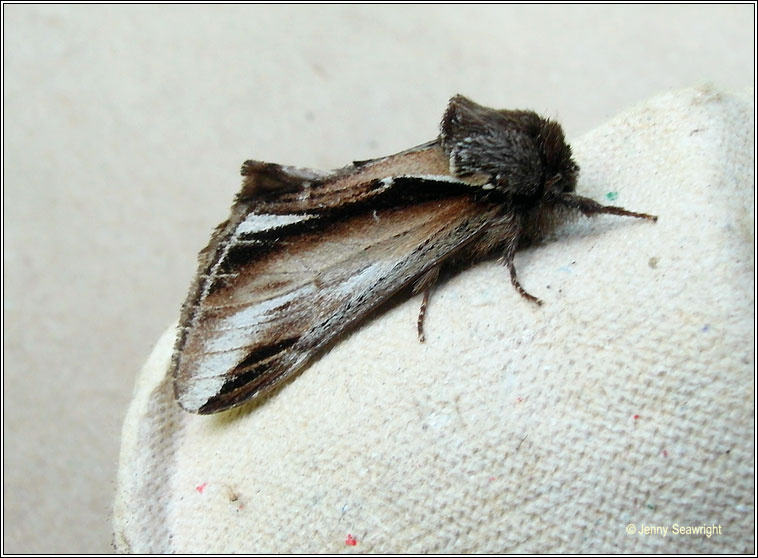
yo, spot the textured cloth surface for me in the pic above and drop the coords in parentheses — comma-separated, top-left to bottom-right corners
(114, 87, 754, 553)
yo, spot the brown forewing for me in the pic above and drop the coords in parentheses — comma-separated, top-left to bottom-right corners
(172, 142, 499, 413)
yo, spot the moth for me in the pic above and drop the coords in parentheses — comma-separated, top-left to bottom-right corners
(171, 95, 657, 414)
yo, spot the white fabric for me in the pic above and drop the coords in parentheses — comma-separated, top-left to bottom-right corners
(114, 87, 754, 553)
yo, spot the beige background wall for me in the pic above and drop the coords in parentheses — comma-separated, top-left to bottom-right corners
(3, 4, 753, 553)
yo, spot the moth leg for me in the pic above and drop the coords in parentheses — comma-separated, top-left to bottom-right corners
(503, 252, 543, 306)
(413, 266, 441, 343)
(483, 215, 543, 305)
(558, 194, 658, 222)
(497, 221, 543, 306)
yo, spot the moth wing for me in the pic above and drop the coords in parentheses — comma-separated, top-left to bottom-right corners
(172, 176, 499, 413)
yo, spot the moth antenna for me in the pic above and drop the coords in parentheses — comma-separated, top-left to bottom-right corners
(557, 193, 658, 222)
